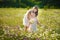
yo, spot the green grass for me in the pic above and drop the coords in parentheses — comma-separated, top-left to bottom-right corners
(0, 8, 60, 40)
(0, 8, 27, 27)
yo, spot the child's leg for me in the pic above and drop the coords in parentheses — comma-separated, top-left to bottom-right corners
(24, 26, 28, 31)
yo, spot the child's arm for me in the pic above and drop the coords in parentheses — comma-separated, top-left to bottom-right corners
(37, 19, 41, 26)
(37, 21, 41, 26)
(37, 20, 45, 28)
(36, 18, 45, 27)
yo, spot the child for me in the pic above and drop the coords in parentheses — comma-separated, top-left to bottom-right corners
(27, 11, 40, 32)
(23, 6, 40, 32)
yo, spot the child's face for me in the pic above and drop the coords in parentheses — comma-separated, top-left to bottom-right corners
(33, 9, 37, 13)
(31, 12, 35, 17)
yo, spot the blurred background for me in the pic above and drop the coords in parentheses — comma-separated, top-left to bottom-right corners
(0, 0, 60, 40)
(0, 0, 60, 8)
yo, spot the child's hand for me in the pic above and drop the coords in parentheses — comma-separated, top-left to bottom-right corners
(40, 24, 45, 28)
(29, 19, 34, 24)
(37, 21, 45, 28)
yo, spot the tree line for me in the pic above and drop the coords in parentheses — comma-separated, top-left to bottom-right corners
(0, 0, 60, 8)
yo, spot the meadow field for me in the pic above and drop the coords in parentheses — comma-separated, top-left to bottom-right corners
(0, 8, 60, 40)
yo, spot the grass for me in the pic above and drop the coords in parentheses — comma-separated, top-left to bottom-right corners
(0, 8, 60, 40)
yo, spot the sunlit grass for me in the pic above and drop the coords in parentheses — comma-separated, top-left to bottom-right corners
(0, 8, 60, 40)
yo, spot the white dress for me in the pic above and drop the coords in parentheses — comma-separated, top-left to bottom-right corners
(23, 9, 32, 27)
(28, 17, 38, 32)
(23, 15, 29, 27)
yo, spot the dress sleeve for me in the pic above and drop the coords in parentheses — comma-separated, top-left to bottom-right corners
(23, 16, 29, 26)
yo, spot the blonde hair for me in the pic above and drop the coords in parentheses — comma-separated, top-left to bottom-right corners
(25, 6, 38, 20)
(25, 9, 32, 20)
(32, 5, 38, 17)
